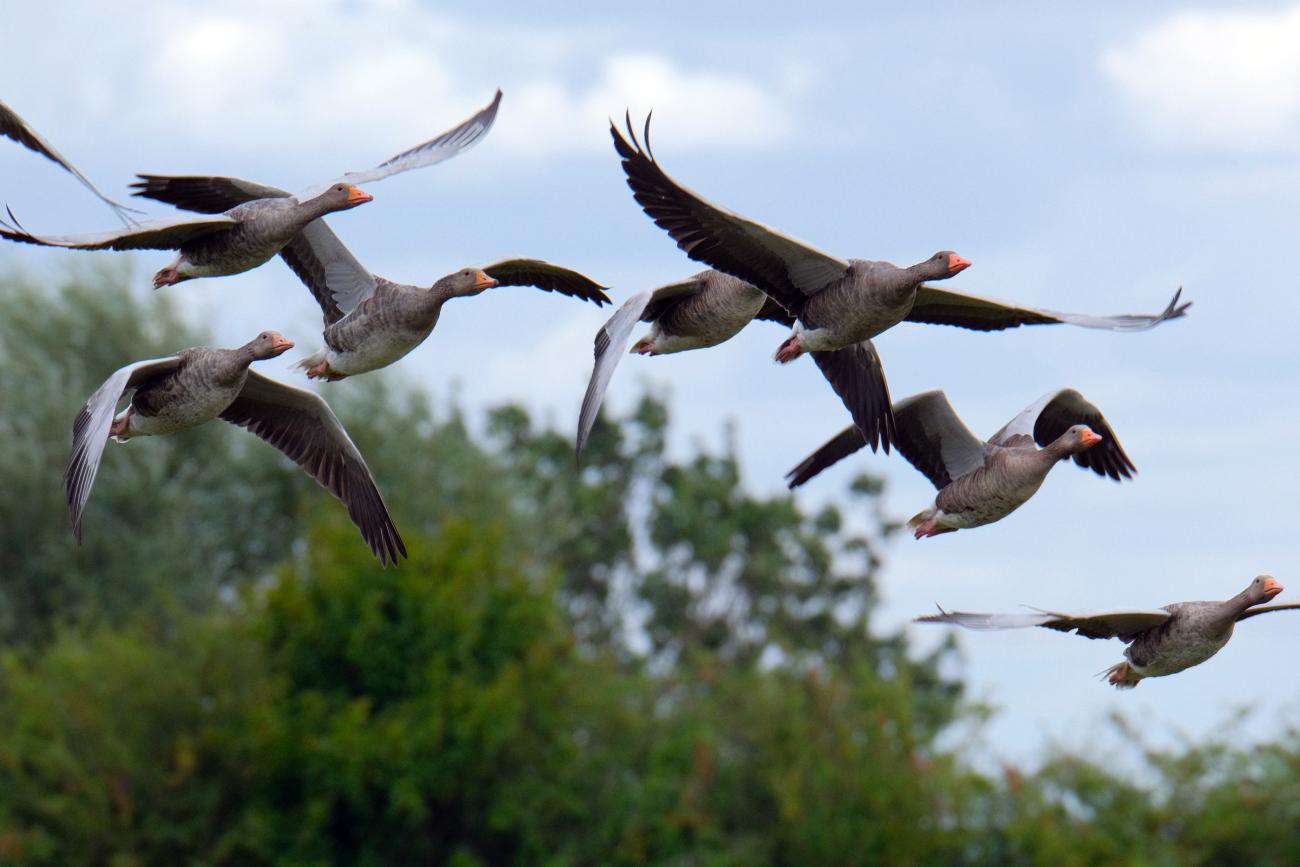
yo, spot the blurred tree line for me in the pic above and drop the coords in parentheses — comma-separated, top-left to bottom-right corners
(1, 266, 1299, 865)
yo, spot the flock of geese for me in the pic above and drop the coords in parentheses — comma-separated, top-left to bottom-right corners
(3, 90, 1294, 691)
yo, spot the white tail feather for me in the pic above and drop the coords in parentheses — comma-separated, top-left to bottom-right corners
(294, 348, 326, 374)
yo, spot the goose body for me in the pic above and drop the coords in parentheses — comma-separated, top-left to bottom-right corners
(788, 388, 1134, 536)
(917, 576, 1295, 689)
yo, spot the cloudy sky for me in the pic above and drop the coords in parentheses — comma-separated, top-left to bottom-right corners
(5, 1, 1300, 764)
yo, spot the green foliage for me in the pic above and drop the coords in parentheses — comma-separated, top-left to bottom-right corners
(0, 264, 304, 646)
(5, 266, 1300, 864)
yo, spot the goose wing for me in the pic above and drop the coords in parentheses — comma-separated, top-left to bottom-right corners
(0, 209, 236, 251)
(917, 606, 1171, 641)
(65, 356, 183, 540)
(611, 114, 848, 317)
(480, 258, 611, 305)
(990, 388, 1135, 480)
(1, 99, 139, 223)
(907, 286, 1190, 332)
(219, 371, 406, 566)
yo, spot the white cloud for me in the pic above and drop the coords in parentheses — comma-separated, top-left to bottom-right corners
(6, 0, 808, 170)
(1101, 4, 1300, 154)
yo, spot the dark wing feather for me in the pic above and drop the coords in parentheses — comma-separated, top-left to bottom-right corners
(0, 99, 139, 223)
(130, 174, 289, 213)
(64, 356, 184, 541)
(219, 372, 406, 566)
(809, 341, 895, 454)
(916, 606, 1169, 641)
(639, 275, 708, 322)
(907, 285, 1190, 332)
(755, 295, 795, 326)
(480, 258, 611, 306)
(1236, 603, 1300, 622)
(610, 114, 848, 316)
(890, 391, 987, 490)
(785, 425, 867, 488)
(1031, 389, 1136, 481)
(0, 208, 236, 251)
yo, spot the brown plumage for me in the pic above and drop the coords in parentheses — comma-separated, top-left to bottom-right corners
(788, 388, 1134, 537)
(65, 332, 405, 566)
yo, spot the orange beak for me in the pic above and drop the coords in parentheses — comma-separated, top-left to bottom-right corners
(1263, 576, 1284, 598)
(947, 253, 972, 274)
(271, 334, 295, 354)
(1080, 428, 1103, 447)
(346, 186, 373, 206)
(474, 270, 499, 290)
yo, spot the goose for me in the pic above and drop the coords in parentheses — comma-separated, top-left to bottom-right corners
(66, 332, 406, 565)
(576, 269, 779, 458)
(917, 576, 1297, 689)
(1, 90, 502, 290)
(0, 98, 139, 224)
(610, 115, 1190, 452)
(286, 253, 611, 381)
(788, 388, 1133, 537)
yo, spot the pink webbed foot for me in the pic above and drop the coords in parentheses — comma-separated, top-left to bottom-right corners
(152, 267, 184, 289)
(774, 334, 803, 364)
(912, 518, 957, 539)
(305, 359, 348, 382)
(108, 411, 131, 438)
(630, 337, 657, 356)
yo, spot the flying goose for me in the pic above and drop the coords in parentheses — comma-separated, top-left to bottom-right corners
(789, 388, 1134, 537)
(610, 115, 1190, 452)
(917, 576, 1296, 689)
(66, 332, 406, 565)
(2, 90, 503, 290)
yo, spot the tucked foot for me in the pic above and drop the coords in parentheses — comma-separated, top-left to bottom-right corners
(774, 334, 803, 364)
(108, 410, 131, 439)
(630, 337, 657, 356)
(910, 514, 957, 539)
(305, 358, 348, 381)
(152, 267, 184, 289)
(1103, 661, 1141, 690)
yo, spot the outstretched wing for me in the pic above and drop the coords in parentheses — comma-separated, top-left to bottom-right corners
(990, 388, 1135, 481)
(611, 114, 849, 317)
(130, 174, 290, 213)
(480, 258, 611, 306)
(65, 356, 184, 541)
(0, 209, 236, 251)
(906, 286, 1190, 332)
(576, 289, 655, 461)
(326, 89, 503, 190)
(891, 390, 987, 489)
(809, 341, 895, 454)
(785, 424, 867, 489)
(279, 220, 378, 325)
(1236, 603, 1300, 622)
(916, 606, 1170, 641)
(1, 99, 140, 224)
(219, 371, 406, 566)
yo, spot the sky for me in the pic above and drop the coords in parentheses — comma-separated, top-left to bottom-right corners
(4, 0, 1300, 766)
